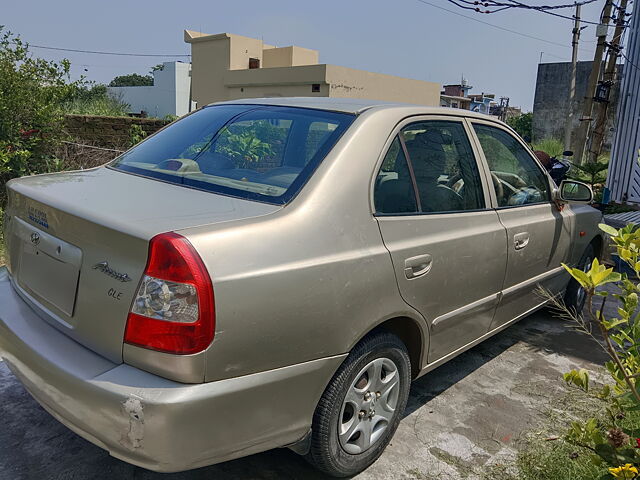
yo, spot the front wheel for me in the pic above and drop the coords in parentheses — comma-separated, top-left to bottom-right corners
(564, 243, 595, 313)
(306, 331, 411, 477)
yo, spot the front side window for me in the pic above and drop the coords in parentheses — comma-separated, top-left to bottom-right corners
(473, 124, 550, 207)
(402, 121, 485, 213)
(111, 105, 354, 205)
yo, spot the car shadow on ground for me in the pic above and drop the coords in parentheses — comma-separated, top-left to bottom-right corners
(0, 309, 606, 480)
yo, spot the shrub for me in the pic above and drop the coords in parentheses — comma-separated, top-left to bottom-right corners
(64, 84, 130, 116)
(548, 223, 640, 478)
(507, 112, 532, 140)
(0, 27, 81, 204)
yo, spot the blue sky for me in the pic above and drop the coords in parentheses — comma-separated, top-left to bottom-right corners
(4, 0, 612, 111)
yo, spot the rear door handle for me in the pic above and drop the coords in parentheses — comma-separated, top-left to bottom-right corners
(404, 254, 433, 279)
(514, 232, 530, 250)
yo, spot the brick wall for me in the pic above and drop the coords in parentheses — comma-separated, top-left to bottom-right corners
(64, 115, 170, 151)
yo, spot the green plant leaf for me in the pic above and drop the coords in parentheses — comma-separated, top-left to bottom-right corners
(600, 223, 620, 236)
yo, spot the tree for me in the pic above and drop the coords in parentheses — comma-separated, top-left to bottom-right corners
(0, 26, 81, 200)
(150, 64, 164, 74)
(507, 112, 532, 140)
(108, 73, 153, 87)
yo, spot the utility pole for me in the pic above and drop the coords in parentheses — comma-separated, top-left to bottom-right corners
(587, 0, 629, 163)
(573, 0, 614, 164)
(499, 96, 510, 122)
(564, 3, 582, 152)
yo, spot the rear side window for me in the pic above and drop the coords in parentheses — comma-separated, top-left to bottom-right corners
(111, 105, 354, 205)
(402, 121, 484, 213)
(375, 120, 485, 215)
(473, 124, 550, 207)
(374, 136, 418, 214)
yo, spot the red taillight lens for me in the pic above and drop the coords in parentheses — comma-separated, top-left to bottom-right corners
(125, 232, 215, 355)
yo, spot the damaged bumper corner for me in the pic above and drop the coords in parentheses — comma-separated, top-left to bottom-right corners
(0, 268, 346, 472)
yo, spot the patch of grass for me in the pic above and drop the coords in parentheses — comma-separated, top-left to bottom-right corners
(483, 382, 640, 480)
(531, 138, 565, 157)
(64, 94, 129, 116)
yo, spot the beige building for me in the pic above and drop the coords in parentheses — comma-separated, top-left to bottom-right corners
(184, 30, 441, 107)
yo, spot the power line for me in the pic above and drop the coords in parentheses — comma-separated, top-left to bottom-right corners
(29, 44, 190, 58)
(445, 0, 614, 26)
(621, 50, 640, 72)
(415, 0, 592, 50)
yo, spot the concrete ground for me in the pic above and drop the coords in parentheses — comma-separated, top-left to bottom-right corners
(0, 309, 607, 480)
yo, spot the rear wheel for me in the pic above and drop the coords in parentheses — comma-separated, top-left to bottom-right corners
(306, 331, 411, 477)
(564, 243, 595, 313)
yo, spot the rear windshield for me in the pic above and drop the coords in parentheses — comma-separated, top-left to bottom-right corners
(110, 105, 355, 204)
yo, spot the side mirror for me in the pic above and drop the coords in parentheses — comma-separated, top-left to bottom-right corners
(556, 179, 593, 204)
(563, 150, 574, 157)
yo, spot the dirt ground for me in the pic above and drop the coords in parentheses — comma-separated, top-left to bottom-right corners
(0, 306, 608, 480)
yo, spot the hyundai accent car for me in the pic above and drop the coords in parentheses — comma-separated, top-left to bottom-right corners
(0, 98, 601, 477)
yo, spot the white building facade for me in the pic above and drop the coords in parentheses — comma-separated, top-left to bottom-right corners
(107, 61, 195, 118)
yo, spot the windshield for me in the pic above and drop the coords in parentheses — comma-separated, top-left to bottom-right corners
(110, 105, 355, 204)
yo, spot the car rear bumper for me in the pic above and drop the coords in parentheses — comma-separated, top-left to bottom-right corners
(0, 267, 345, 472)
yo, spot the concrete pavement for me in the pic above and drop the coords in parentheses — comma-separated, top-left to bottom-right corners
(0, 309, 606, 479)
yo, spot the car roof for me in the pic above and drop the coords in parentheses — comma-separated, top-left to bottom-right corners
(208, 97, 500, 120)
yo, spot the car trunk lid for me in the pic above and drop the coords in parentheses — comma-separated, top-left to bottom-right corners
(3, 167, 280, 363)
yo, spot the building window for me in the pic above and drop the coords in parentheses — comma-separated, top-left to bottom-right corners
(249, 58, 260, 69)
(312, 84, 321, 93)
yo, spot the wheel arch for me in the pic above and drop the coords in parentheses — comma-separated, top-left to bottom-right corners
(346, 315, 428, 379)
(590, 233, 604, 259)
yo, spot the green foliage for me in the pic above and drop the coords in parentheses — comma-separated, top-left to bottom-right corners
(108, 73, 153, 87)
(531, 138, 565, 158)
(213, 120, 286, 168)
(571, 158, 609, 189)
(507, 112, 532, 140)
(128, 124, 147, 147)
(215, 128, 273, 168)
(64, 84, 130, 116)
(0, 26, 81, 202)
(556, 223, 640, 477)
(564, 369, 591, 393)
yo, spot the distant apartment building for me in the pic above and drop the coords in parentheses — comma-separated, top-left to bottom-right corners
(440, 81, 472, 109)
(184, 30, 441, 107)
(107, 61, 196, 118)
(439, 79, 520, 121)
(439, 80, 495, 114)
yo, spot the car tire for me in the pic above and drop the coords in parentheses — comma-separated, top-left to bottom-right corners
(305, 331, 411, 477)
(564, 243, 595, 314)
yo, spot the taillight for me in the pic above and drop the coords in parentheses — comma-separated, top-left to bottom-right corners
(125, 232, 215, 355)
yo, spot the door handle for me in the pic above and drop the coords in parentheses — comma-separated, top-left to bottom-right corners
(514, 232, 530, 250)
(404, 254, 433, 279)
